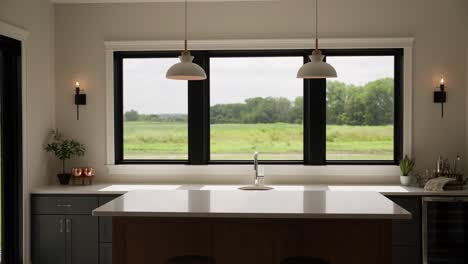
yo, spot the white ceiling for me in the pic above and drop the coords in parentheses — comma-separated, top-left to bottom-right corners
(52, 0, 278, 3)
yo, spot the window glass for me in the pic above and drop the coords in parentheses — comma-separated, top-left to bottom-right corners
(123, 58, 188, 160)
(326, 56, 394, 160)
(210, 57, 303, 160)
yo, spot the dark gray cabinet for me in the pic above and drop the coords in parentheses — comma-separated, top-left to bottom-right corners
(392, 245, 420, 264)
(99, 196, 117, 243)
(98, 196, 119, 264)
(32, 194, 423, 264)
(386, 196, 421, 264)
(31, 195, 99, 264)
(67, 215, 99, 264)
(32, 215, 67, 264)
(99, 242, 113, 264)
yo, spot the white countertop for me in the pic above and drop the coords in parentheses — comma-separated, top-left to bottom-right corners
(92, 189, 411, 220)
(31, 183, 468, 196)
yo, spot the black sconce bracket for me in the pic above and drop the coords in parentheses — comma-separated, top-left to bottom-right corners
(75, 87, 87, 120)
(433, 84, 446, 118)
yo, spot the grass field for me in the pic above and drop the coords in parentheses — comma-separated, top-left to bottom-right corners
(123, 121, 393, 160)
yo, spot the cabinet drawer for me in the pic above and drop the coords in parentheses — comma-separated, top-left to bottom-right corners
(98, 196, 119, 206)
(32, 195, 99, 215)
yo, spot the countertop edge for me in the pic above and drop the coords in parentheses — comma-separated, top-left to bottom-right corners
(91, 211, 412, 220)
(30, 184, 468, 196)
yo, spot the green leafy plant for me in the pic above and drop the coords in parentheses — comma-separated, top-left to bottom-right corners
(399, 155, 415, 176)
(44, 130, 86, 174)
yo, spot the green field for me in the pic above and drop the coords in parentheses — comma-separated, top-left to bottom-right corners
(124, 121, 393, 160)
(123, 121, 393, 160)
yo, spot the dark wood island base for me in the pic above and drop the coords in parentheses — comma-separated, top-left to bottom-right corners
(113, 217, 392, 264)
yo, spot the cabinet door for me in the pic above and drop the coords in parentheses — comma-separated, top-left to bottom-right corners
(100, 243, 113, 264)
(392, 246, 419, 264)
(32, 215, 67, 264)
(386, 196, 421, 246)
(273, 224, 303, 262)
(67, 215, 99, 264)
(113, 218, 212, 264)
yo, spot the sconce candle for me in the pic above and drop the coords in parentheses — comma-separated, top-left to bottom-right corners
(433, 76, 447, 118)
(74, 81, 87, 120)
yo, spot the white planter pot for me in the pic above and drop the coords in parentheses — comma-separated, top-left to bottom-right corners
(400, 175, 411, 186)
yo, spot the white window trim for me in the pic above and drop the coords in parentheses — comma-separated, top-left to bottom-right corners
(104, 38, 414, 177)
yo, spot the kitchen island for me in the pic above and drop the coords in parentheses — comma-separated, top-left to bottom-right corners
(93, 190, 410, 264)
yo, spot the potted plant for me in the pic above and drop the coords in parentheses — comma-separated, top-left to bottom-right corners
(399, 155, 415, 186)
(45, 130, 86, 185)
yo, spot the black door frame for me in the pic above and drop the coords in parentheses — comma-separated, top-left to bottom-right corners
(0, 34, 23, 264)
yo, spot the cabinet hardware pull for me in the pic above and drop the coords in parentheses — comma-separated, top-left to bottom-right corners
(57, 204, 72, 208)
(66, 219, 71, 233)
(59, 219, 64, 233)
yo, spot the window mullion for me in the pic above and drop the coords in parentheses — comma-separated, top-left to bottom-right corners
(188, 53, 210, 165)
(304, 77, 326, 165)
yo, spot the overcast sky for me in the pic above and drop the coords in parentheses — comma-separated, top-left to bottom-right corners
(123, 56, 394, 114)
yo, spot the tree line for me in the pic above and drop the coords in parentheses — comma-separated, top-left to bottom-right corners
(125, 78, 394, 126)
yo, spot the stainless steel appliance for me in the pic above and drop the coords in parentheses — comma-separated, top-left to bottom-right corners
(422, 197, 468, 264)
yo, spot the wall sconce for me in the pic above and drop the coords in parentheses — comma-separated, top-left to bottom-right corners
(433, 77, 446, 118)
(74, 81, 87, 120)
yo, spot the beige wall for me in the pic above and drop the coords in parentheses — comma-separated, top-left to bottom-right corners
(54, 0, 468, 183)
(0, 0, 55, 262)
(0, 0, 55, 187)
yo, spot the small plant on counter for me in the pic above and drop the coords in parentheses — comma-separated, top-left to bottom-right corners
(399, 155, 415, 186)
(399, 155, 415, 176)
(44, 129, 86, 185)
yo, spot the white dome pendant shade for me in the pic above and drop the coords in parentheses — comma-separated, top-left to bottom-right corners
(166, 0, 207, 81)
(166, 50, 207, 80)
(297, 0, 337, 79)
(297, 49, 337, 79)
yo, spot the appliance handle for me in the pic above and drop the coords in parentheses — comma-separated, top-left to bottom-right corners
(422, 199, 428, 264)
(423, 197, 468, 202)
(66, 218, 72, 233)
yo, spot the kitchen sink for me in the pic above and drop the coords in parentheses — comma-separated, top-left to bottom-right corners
(238, 185, 274, 191)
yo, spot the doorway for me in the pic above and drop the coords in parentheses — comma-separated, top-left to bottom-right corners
(0, 34, 23, 264)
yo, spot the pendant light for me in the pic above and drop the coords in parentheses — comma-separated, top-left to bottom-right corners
(166, 0, 207, 80)
(297, 0, 337, 79)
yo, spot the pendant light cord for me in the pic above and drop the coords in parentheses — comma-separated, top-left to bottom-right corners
(315, 0, 318, 50)
(184, 0, 188, 52)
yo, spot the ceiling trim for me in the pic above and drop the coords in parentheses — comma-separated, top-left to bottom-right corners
(104, 38, 416, 51)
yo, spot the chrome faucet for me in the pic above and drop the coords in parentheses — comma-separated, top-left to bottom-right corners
(254, 151, 259, 179)
(253, 152, 263, 185)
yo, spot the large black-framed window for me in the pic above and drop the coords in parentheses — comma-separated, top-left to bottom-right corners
(114, 48, 403, 166)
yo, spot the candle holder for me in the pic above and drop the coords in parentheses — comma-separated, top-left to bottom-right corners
(71, 167, 95, 185)
(74, 81, 87, 120)
(433, 77, 446, 118)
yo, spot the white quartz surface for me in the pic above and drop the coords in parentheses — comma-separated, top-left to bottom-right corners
(31, 183, 468, 196)
(92, 189, 411, 219)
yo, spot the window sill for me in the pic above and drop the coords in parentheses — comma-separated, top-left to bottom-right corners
(106, 164, 400, 177)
